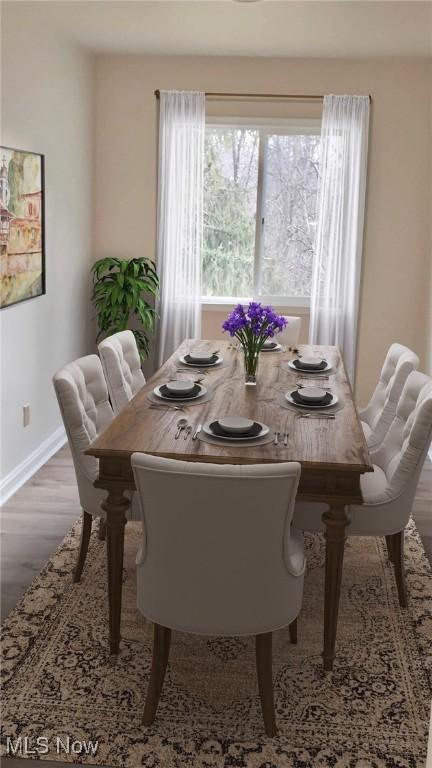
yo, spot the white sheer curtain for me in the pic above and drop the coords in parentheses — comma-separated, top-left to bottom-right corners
(309, 94, 370, 382)
(156, 90, 205, 366)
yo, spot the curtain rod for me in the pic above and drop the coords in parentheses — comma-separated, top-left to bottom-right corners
(154, 90, 372, 102)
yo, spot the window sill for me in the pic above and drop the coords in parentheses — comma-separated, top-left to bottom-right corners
(201, 297, 311, 314)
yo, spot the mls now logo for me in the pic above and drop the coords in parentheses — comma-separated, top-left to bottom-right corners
(6, 736, 99, 757)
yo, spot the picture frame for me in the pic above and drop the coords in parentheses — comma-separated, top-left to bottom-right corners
(0, 146, 45, 309)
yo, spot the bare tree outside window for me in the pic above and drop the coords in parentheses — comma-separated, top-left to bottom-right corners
(203, 128, 258, 298)
(202, 124, 320, 302)
(260, 133, 320, 298)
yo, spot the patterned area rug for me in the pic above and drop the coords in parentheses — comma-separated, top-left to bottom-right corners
(1, 519, 431, 767)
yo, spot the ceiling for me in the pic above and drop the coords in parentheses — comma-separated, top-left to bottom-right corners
(4, 1, 432, 58)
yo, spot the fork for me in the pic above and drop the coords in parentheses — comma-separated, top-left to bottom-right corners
(149, 404, 185, 412)
(273, 430, 280, 446)
(298, 412, 335, 419)
(170, 377, 204, 384)
(295, 383, 332, 391)
(175, 368, 205, 375)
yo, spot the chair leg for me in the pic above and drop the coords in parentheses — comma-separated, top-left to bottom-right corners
(392, 531, 408, 608)
(385, 535, 395, 563)
(73, 510, 92, 583)
(289, 618, 298, 644)
(143, 624, 171, 726)
(255, 632, 277, 737)
(98, 517, 106, 541)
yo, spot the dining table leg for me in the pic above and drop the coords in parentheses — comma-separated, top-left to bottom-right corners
(101, 488, 130, 655)
(322, 503, 350, 671)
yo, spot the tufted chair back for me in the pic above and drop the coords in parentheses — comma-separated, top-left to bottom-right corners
(359, 343, 419, 449)
(279, 316, 302, 347)
(131, 454, 304, 636)
(53, 355, 114, 514)
(368, 371, 432, 514)
(98, 330, 146, 415)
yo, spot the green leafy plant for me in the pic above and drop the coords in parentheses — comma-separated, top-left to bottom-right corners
(91, 257, 159, 359)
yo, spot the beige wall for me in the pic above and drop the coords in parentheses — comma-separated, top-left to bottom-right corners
(95, 54, 431, 405)
(0, 3, 95, 482)
(429, 92, 432, 378)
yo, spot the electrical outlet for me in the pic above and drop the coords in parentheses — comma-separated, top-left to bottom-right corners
(23, 404, 30, 427)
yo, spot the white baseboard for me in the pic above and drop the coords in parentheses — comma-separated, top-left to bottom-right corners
(0, 426, 67, 506)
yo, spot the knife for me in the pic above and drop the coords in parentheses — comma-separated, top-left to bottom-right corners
(192, 423, 202, 440)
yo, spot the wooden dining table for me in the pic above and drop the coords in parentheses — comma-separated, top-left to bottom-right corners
(86, 339, 372, 670)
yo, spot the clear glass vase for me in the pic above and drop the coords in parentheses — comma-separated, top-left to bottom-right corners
(243, 348, 259, 386)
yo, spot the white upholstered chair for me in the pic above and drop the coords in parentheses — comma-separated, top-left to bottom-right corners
(359, 343, 419, 450)
(293, 371, 432, 607)
(53, 355, 113, 582)
(98, 330, 145, 415)
(53, 354, 140, 582)
(279, 315, 302, 347)
(131, 455, 304, 736)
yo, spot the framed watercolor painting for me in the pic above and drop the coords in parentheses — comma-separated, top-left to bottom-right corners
(0, 147, 45, 309)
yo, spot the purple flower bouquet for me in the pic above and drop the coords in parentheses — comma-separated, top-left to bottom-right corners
(222, 303, 287, 384)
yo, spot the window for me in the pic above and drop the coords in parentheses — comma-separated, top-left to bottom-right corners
(202, 120, 320, 306)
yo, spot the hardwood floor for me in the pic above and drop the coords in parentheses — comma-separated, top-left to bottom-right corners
(1, 445, 431, 767)
(413, 457, 432, 563)
(1, 446, 81, 621)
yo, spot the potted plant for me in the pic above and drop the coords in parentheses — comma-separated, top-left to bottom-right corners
(222, 302, 287, 385)
(91, 257, 159, 359)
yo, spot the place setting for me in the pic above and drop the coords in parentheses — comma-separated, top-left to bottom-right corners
(286, 354, 334, 375)
(196, 415, 276, 447)
(147, 377, 214, 408)
(259, 339, 284, 353)
(177, 347, 224, 369)
(278, 382, 344, 418)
